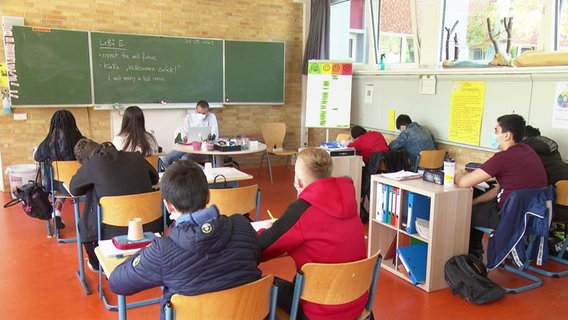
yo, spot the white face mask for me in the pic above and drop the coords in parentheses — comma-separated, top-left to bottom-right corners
(195, 113, 207, 121)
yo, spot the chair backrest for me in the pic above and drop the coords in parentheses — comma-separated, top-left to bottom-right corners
(556, 180, 568, 207)
(208, 184, 260, 220)
(417, 149, 446, 170)
(261, 122, 286, 152)
(168, 274, 276, 320)
(51, 160, 81, 187)
(336, 133, 351, 142)
(144, 154, 161, 171)
(98, 190, 163, 227)
(290, 252, 382, 320)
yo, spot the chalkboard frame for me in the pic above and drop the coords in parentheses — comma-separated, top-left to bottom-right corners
(6, 26, 287, 107)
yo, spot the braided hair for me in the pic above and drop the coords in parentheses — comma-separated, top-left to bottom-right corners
(39, 110, 84, 163)
(117, 106, 154, 155)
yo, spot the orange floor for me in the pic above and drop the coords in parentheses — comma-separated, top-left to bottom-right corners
(1, 165, 567, 320)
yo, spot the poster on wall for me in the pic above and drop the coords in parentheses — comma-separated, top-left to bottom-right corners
(552, 81, 568, 129)
(448, 81, 486, 145)
(305, 60, 352, 128)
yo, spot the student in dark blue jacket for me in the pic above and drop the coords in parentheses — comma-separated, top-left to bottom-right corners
(108, 159, 262, 320)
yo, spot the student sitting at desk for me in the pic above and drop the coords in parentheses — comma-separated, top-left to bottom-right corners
(455, 114, 547, 259)
(160, 100, 219, 167)
(259, 148, 367, 320)
(112, 106, 160, 155)
(108, 160, 262, 320)
(347, 125, 389, 163)
(388, 114, 436, 168)
(522, 125, 568, 186)
(70, 141, 161, 272)
(34, 110, 85, 230)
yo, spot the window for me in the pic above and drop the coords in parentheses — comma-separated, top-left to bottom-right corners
(330, 0, 368, 64)
(378, 0, 423, 64)
(443, 0, 544, 61)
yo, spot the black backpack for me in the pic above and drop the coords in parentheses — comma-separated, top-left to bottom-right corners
(4, 180, 52, 220)
(444, 255, 506, 304)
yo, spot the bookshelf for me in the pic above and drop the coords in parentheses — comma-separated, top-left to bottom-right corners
(368, 175, 472, 292)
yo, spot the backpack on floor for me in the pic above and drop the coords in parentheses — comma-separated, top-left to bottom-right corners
(4, 180, 52, 220)
(444, 255, 505, 304)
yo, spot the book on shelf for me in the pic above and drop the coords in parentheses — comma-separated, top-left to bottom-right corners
(396, 243, 428, 285)
(381, 170, 422, 181)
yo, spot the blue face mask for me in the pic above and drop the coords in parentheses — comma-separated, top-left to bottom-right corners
(490, 132, 503, 149)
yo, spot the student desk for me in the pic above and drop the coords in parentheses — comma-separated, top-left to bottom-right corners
(172, 142, 267, 167)
(156, 167, 253, 188)
(94, 247, 160, 320)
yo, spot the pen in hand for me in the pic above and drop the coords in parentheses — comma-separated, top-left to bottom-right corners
(267, 209, 276, 222)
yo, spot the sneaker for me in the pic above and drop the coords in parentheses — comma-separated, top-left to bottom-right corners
(55, 216, 66, 230)
(87, 259, 100, 273)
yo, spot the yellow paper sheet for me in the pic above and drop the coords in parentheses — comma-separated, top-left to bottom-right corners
(448, 81, 485, 145)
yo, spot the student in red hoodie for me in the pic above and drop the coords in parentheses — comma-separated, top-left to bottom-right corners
(259, 147, 367, 320)
(348, 125, 389, 163)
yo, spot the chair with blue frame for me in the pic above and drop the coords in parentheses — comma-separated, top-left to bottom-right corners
(524, 180, 568, 277)
(96, 190, 167, 312)
(164, 274, 278, 320)
(208, 184, 261, 221)
(477, 185, 555, 293)
(276, 252, 382, 320)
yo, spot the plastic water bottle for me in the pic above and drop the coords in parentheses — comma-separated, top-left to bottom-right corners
(444, 159, 455, 187)
(3, 96, 11, 114)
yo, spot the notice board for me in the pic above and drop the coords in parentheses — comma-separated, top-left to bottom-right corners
(305, 60, 352, 128)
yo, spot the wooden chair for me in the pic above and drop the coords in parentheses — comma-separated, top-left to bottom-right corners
(208, 184, 261, 221)
(259, 122, 297, 183)
(336, 133, 351, 142)
(144, 154, 163, 172)
(277, 252, 382, 320)
(50, 160, 83, 243)
(96, 190, 166, 311)
(164, 274, 278, 320)
(414, 149, 446, 172)
(49, 160, 92, 294)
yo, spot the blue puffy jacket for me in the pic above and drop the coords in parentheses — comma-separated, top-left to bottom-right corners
(109, 205, 262, 319)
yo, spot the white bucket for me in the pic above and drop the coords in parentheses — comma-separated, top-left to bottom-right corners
(5, 164, 37, 200)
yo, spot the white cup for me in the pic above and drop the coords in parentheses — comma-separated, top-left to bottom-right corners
(204, 162, 213, 175)
(127, 217, 144, 241)
(444, 160, 455, 187)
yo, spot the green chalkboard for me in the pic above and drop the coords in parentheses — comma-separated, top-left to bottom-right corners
(9, 26, 92, 105)
(224, 40, 285, 104)
(91, 32, 224, 104)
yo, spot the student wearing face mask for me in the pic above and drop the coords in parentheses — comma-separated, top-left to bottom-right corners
(454, 114, 547, 259)
(160, 100, 219, 167)
(258, 148, 367, 320)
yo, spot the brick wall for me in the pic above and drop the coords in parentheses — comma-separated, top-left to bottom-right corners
(0, 0, 304, 190)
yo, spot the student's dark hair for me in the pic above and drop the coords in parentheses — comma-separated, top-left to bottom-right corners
(351, 126, 367, 139)
(524, 125, 541, 138)
(161, 160, 208, 213)
(117, 106, 154, 155)
(497, 114, 526, 143)
(196, 100, 210, 110)
(74, 138, 99, 164)
(40, 110, 84, 162)
(396, 114, 412, 129)
(93, 141, 119, 161)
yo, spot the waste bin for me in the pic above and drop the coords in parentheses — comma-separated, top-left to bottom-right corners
(5, 164, 37, 200)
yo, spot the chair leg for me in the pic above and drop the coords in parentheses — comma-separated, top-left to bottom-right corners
(46, 219, 54, 238)
(266, 153, 274, 183)
(75, 198, 92, 295)
(259, 152, 266, 178)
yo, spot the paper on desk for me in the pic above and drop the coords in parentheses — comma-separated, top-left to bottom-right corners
(251, 219, 275, 231)
(474, 182, 490, 192)
(381, 170, 422, 181)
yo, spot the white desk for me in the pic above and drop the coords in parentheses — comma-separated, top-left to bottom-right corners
(172, 142, 267, 167)
(158, 167, 252, 188)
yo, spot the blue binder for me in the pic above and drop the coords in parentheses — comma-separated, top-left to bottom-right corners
(406, 192, 431, 234)
(396, 243, 428, 285)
